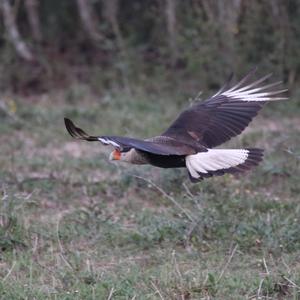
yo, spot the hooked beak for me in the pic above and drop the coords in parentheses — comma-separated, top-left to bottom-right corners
(109, 149, 121, 161)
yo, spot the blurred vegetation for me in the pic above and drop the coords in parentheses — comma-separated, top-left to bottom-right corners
(1, 1, 300, 298)
(0, 96, 299, 298)
(0, 0, 299, 97)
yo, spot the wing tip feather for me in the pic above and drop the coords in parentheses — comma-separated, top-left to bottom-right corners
(223, 70, 288, 102)
(64, 117, 98, 141)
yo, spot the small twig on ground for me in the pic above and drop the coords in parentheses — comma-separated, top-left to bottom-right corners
(263, 257, 269, 275)
(217, 244, 238, 283)
(56, 213, 74, 271)
(107, 287, 115, 300)
(32, 233, 38, 254)
(172, 250, 182, 280)
(281, 257, 291, 274)
(282, 276, 300, 291)
(2, 260, 16, 282)
(184, 219, 205, 250)
(151, 281, 165, 300)
(257, 278, 265, 299)
(182, 182, 194, 199)
(133, 175, 195, 223)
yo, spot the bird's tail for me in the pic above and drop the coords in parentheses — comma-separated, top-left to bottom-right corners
(186, 148, 264, 182)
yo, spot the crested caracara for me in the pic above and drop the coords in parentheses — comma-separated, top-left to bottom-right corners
(64, 69, 287, 182)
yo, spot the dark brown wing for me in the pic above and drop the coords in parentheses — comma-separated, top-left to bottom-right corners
(162, 70, 288, 148)
(64, 118, 196, 156)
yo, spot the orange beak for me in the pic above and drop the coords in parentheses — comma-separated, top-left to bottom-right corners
(109, 149, 121, 161)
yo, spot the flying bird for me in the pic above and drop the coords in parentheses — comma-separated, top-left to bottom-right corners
(64, 69, 287, 182)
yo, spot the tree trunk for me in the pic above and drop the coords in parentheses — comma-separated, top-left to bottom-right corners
(103, 0, 131, 93)
(24, 0, 42, 42)
(215, 0, 241, 69)
(1, 0, 33, 61)
(103, 0, 126, 55)
(165, 0, 178, 66)
(76, 0, 102, 44)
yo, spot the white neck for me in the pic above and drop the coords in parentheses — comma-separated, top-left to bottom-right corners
(122, 149, 147, 165)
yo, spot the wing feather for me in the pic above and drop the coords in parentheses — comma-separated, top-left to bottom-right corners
(64, 118, 195, 156)
(163, 70, 287, 148)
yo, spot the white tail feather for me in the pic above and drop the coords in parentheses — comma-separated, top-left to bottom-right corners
(186, 149, 249, 179)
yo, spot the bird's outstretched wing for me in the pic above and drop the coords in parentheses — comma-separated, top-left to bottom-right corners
(162, 69, 288, 148)
(64, 118, 195, 156)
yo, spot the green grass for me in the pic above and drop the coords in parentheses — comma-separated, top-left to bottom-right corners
(0, 88, 300, 299)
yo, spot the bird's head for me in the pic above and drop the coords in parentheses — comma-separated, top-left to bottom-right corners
(109, 149, 121, 161)
(109, 149, 131, 162)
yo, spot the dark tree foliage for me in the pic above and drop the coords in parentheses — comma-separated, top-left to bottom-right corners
(0, 0, 299, 94)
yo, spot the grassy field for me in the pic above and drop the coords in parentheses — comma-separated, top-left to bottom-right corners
(0, 85, 300, 299)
